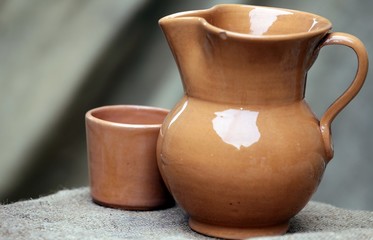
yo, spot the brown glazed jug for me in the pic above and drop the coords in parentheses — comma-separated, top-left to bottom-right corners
(157, 4, 368, 239)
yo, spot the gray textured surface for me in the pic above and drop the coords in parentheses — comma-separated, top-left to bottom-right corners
(1, 188, 373, 240)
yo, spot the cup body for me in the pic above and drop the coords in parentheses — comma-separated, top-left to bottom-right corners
(86, 105, 173, 210)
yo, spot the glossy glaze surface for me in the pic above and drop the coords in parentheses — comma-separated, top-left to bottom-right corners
(157, 4, 368, 239)
(86, 105, 173, 210)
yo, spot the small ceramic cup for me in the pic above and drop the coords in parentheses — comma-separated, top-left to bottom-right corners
(85, 105, 174, 210)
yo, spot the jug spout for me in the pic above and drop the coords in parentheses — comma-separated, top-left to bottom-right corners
(159, 5, 332, 105)
(159, 11, 208, 90)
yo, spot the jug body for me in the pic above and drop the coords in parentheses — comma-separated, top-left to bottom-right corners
(158, 97, 326, 236)
(157, 4, 368, 239)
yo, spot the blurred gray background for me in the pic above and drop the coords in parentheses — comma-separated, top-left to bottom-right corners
(0, 0, 372, 210)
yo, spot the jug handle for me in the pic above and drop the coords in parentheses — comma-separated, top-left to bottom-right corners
(316, 32, 368, 161)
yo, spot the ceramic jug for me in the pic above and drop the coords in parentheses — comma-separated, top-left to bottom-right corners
(157, 4, 368, 239)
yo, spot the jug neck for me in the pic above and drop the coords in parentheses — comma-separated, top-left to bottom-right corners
(159, 5, 331, 105)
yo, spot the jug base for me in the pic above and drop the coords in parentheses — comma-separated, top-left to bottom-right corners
(189, 218, 289, 239)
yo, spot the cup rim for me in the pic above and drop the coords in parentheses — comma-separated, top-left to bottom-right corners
(85, 105, 169, 128)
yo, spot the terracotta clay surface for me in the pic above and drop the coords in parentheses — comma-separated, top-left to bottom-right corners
(157, 4, 368, 239)
(86, 105, 173, 210)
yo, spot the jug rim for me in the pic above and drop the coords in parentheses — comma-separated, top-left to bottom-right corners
(159, 4, 332, 41)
